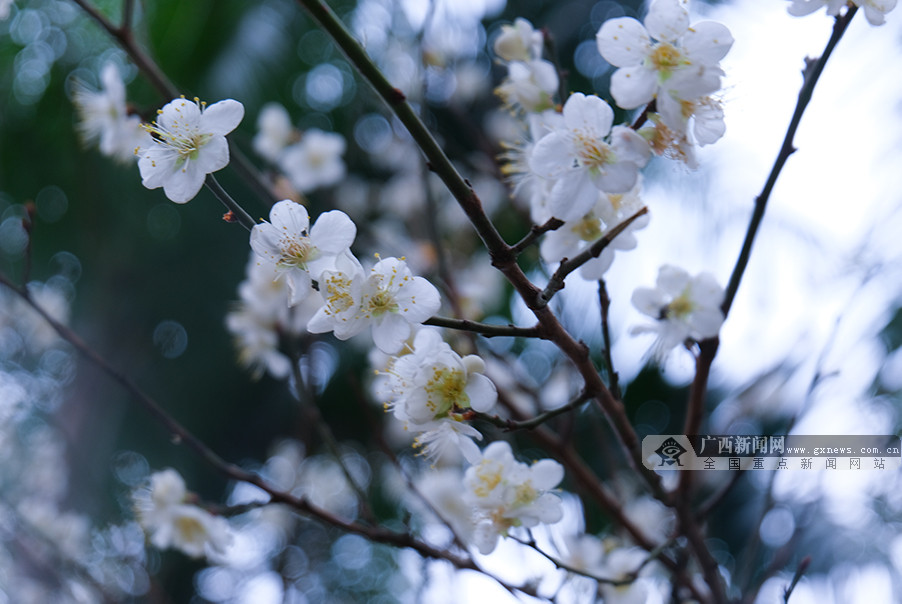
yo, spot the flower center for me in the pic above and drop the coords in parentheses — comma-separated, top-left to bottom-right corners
(572, 214, 603, 242)
(175, 514, 207, 544)
(574, 134, 614, 171)
(366, 289, 399, 317)
(143, 98, 212, 165)
(666, 291, 694, 319)
(648, 42, 687, 78)
(473, 464, 502, 498)
(322, 273, 355, 315)
(425, 367, 468, 417)
(279, 237, 318, 269)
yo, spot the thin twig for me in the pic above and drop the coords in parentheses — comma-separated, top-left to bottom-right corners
(597, 279, 620, 400)
(783, 556, 811, 603)
(472, 390, 591, 432)
(538, 207, 648, 307)
(205, 174, 257, 232)
(424, 316, 543, 339)
(510, 217, 564, 256)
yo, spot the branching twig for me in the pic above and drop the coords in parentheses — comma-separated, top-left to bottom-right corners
(472, 390, 591, 432)
(538, 207, 648, 307)
(205, 174, 257, 232)
(783, 556, 811, 603)
(597, 279, 620, 400)
(510, 217, 564, 256)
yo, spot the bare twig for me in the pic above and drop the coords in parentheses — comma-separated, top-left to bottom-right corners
(424, 316, 543, 339)
(510, 217, 564, 256)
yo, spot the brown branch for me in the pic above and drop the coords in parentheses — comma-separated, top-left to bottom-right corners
(424, 316, 543, 339)
(510, 217, 564, 256)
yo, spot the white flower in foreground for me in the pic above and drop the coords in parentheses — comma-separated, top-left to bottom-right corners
(631, 264, 724, 357)
(72, 62, 148, 163)
(788, 0, 896, 26)
(279, 129, 347, 193)
(530, 93, 650, 221)
(493, 17, 544, 62)
(137, 96, 244, 203)
(463, 441, 564, 554)
(134, 468, 231, 559)
(308, 256, 441, 353)
(253, 102, 296, 164)
(250, 199, 357, 305)
(596, 0, 733, 109)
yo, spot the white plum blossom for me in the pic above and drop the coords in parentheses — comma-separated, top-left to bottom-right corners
(253, 102, 296, 164)
(463, 441, 565, 554)
(72, 62, 148, 163)
(631, 264, 725, 357)
(137, 96, 244, 203)
(788, 0, 897, 26)
(597, 546, 656, 604)
(493, 17, 544, 62)
(0, 0, 13, 20)
(379, 328, 497, 462)
(495, 60, 559, 114)
(529, 93, 650, 221)
(540, 181, 648, 280)
(499, 109, 564, 223)
(250, 199, 357, 305)
(279, 129, 347, 193)
(133, 468, 232, 559)
(596, 0, 733, 111)
(307, 255, 441, 354)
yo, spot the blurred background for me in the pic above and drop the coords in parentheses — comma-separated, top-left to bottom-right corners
(0, 0, 901, 601)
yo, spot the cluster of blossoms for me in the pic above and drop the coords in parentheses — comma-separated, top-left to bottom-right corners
(596, 0, 733, 165)
(133, 469, 231, 559)
(788, 0, 897, 26)
(492, 18, 558, 114)
(253, 102, 347, 195)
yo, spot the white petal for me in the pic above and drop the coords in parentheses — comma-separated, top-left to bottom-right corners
(270, 200, 310, 233)
(310, 210, 356, 254)
(656, 264, 690, 294)
(194, 135, 230, 175)
(610, 66, 658, 109)
(562, 93, 613, 137)
(682, 21, 733, 65)
(200, 99, 245, 136)
(549, 172, 598, 222)
(465, 373, 497, 412)
(596, 17, 652, 66)
(372, 315, 410, 353)
(645, 0, 689, 42)
(529, 132, 571, 179)
(398, 277, 441, 322)
(162, 160, 206, 203)
(249, 223, 283, 263)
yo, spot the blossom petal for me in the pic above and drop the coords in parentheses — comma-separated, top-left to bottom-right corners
(682, 21, 733, 65)
(465, 373, 497, 412)
(310, 210, 356, 254)
(562, 93, 613, 138)
(529, 132, 571, 179)
(161, 160, 206, 203)
(596, 17, 651, 66)
(372, 315, 410, 353)
(270, 200, 310, 234)
(644, 0, 689, 42)
(610, 66, 657, 109)
(193, 135, 230, 175)
(200, 99, 245, 136)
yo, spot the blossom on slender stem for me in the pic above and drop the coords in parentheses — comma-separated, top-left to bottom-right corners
(137, 96, 244, 203)
(631, 264, 724, 357)
(529, 93, 650, 221)
(278, 129, 347, 193)
(250, 199, 357, 305)
(307, 256, 441, 354)
(253, 102, 297, 164)
(495, 60, 559, 114)
(72, 62, 148, 163)
(596, 0, 733, 110)
(463, 441, 564, 554)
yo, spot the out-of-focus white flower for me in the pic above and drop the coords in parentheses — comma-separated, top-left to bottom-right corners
(137, 96, 244, 203)
(788, 0, 896, 26)
(598, 546, 655, 604)
(72, 62, 148, 163)
(596, 0, 733, 110)
(495, 60, 558, 113)
(134, 468, 232, 559)
(0, 0, 13, 20)
(631, 264, 724, 357)
(493, 17, 544, 62)
(499, 109, 564, 224)
(18, 501, 91, 560)
(413, 467, 476, 543)
(250, 200, 357, 306)
(540, 181, 648, 280)
(308, 256, 441, 354)
(253, 102, 296, 164)
(463, 441, 564, 554)
(279, 129, 347, 193)
(529, 93, 650, 222)
(226, 254, 323, 379)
